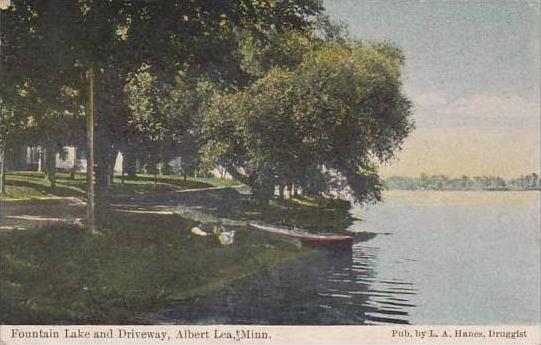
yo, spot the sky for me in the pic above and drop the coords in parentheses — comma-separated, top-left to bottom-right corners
(324, 0, 540, 177)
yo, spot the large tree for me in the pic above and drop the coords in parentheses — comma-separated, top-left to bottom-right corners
(0, 1, 86, 190)
(204, 40, 414, 203)
(1, 0, 324, 216)
(124, 66, 216, 181)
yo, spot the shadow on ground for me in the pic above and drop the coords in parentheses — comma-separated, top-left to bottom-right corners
(0, 211, 306, 324)
(113, 187, 353, 234)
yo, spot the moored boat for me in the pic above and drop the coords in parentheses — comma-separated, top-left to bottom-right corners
(248, 223, 353, 249)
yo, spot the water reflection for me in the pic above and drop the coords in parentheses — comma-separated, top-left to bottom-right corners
(351, 244, 416, 324)
(156, 238, 417, 325)
(155, 191, 540, 325)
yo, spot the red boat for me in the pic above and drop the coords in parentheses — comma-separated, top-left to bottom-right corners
(249, 223, 353, 249)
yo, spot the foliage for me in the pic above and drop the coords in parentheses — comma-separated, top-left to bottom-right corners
(204, 41, 414, 203)
(125, 66, 215, 176)
(385, 173, 541, 191)
(239, 29, 321, 77)
(1, 0, 325, 209)
(3, 0, 416, 206)
(508, 173, 540, 190)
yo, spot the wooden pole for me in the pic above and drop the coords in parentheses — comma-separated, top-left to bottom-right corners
(0, 146, 5, 196)
(0, 5, 5, 196)
(86, 67, 95, 232)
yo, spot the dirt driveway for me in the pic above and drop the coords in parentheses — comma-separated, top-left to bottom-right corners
(0, 197, 86, 232)
(0, 186, 246, 233)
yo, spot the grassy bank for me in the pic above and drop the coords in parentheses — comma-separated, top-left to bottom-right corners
(263, 197, 353, 233)
(0, 212, 307, 324)
(1, 171, 353, 323)
(172, 189, 354, 235)
(2, 171, 238, 200)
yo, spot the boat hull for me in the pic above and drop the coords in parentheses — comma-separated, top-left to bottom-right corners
(249, 223, 353, 249)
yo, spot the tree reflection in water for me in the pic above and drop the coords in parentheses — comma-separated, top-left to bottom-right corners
(155, 241, 417, 325)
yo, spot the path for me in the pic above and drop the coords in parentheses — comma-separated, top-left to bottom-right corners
(0, 185, 247, 232)
(0, 197, 86, 232)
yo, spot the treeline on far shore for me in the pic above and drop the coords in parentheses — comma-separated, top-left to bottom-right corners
(385, 173, 541, 191)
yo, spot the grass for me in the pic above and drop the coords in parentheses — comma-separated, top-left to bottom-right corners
(1, 171, 353, 324)
(170, 187, 354, 235)
(264, 197, 353, 233)
(1, 171, 240, 200)
(2, 184, 52, 199)
(0, 212, 307, 324)
(134, 174, 241, 188)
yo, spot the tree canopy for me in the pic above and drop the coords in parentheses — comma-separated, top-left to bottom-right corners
(204, 41, 413, 202)
(1, 0, 413, 207)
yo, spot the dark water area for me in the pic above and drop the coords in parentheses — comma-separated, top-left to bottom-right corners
(155, 191, 540, 325)
(155, 246, 414, 325)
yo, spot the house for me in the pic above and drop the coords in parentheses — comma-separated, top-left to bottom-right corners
(24, 146, 123, 174)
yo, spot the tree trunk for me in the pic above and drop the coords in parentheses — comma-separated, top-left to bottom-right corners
(108, 150, 117, 184)
(0, 147, 6, 196)
(121, 158, 125, 185)
(224, 162, 254, 186)
(92, 68, 131, 227)
(70, 147, 77, 179)
(252, 170, 274, 205)
(154, 165, 158, 189)
(94, 140, 116, 225)
(45, 144, 56, 192)
(6, 145, 26, 171)
(219, 166, 227, 179)
(253, 183, 273, 205)
(123, 148, 137, 179)
(95, 159, 111, 223)
(37, 148, 43, 172)
(183, 167, 188, 181)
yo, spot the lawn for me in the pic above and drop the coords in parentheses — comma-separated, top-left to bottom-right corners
(170, 187, 355, 235)
(1, 170, 353, 324)
(1, 171, 239, 200)
(263, 197, 354, 233)
(3, 171, 353, 233)
(0, 211, 307, 324)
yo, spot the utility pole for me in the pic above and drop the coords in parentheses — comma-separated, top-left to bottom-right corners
(86, 67, 96, 233)
(0, 146, 5, 196)
(0, 1, 8, 197)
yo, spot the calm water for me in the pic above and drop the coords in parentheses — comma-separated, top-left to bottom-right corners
(157, 191, 540, 325)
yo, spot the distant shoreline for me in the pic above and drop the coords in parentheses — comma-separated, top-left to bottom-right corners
(384, 188, 541, 192)
(384, 173, 540, 192)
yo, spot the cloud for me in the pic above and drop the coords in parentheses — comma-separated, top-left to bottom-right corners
(415, 92, 448, 109)
(413, 92, 540, 128)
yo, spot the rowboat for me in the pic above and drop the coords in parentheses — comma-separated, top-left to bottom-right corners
(248, 223, 353, 249)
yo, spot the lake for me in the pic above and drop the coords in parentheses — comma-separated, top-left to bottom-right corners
(156, 191, 540, 325)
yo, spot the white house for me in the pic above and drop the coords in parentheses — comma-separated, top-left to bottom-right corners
(25, 146, 123, 174)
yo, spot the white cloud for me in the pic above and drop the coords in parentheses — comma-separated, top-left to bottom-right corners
(415, 92, 449, 109)
(413, 92, 540, 128)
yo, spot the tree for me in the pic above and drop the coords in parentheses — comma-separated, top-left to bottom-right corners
(204, 40, 414, 203)
(0, 104, 16, 195)
(1, 1, 85, 191)
(125, 66, 215, 183)
(2, 0, 324, 217)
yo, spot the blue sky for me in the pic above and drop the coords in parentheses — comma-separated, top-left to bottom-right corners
(324, 0, 540, 177)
